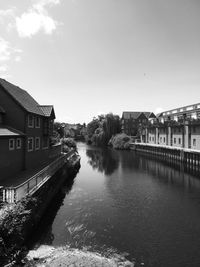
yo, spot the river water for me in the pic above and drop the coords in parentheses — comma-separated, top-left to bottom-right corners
(30, 143, 200, 267)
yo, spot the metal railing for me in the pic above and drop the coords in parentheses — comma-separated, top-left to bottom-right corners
(1, 150, 75, 204)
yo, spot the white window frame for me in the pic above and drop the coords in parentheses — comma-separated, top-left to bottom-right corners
(16, 138, 22, 149)
(9, 139, 15, 150)
(35, 117, 40, 128)
(28, 137, 34, 152)
(28, 114, 34, 128)
(35, 137, 40, 150)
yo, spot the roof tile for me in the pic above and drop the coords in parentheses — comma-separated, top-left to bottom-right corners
(0, 79, 44, 116)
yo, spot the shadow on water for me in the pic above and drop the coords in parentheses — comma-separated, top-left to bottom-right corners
(86, 148, 119, 175)
(26, 173, 76, 249)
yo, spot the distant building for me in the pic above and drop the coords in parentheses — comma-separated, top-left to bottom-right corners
(121, 111, 156, 136)
(158, 103, 200, 123)
(0, 79, 60, 181)
(142, 103, 200, 150)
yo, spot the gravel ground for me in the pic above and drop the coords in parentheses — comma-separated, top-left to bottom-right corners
(25, 245, 134, 267)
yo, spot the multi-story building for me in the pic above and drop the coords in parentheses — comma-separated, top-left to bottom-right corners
(121, 111, 156, 137)
(143, 103, 200, 150)
(0, 79, 60, 181)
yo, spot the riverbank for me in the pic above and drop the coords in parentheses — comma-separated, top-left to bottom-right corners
(0, 152, 80, 266)
(24, 245, 134, 267)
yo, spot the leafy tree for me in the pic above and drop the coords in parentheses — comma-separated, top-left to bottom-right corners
(86, 113, 121, 146)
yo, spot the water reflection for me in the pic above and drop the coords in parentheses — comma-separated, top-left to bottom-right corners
(86, 148, 119, 175)
(29, 144, 200, 267)
(27, 173, 75, 249)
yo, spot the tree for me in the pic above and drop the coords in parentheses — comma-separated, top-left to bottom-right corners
(86, 113, 121, 146)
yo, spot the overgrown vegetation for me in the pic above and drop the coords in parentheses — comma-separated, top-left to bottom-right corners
(0, 197, 39, 265)
(108, 133, 131, 150)
(61, 137, 77, 153)
(86, 113, 121, 146)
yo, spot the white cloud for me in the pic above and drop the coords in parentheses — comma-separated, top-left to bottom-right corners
(15, 0, 61, 38)
(15, 55, 21, 62)
(0, 8, 15, 18)
(16, 11, 56, 37)
(33, 0, 60, 12)
(0, 38, 22, 62)
(0, 38, 12, 61)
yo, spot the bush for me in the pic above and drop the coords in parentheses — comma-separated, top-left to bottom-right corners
(109, 133, 131, 150)
(61, 138, 77, 153)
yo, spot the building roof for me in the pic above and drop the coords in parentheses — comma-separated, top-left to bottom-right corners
(0, 79, 44, 116)
(122, 111, 155, 120)
(39, 105, 55, 118)
(0, 126, 25, 137)
(0, 105, 5, 113)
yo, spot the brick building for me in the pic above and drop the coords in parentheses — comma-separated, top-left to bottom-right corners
(0, 79, 60, 181)
(121, 111, 156, 137)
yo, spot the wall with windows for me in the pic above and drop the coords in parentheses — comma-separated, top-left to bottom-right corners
(148, 132, 156, 144)
(191, 125, 200, 150)
(25, 113, 52, 170)
(171, 134, 183, 148)
(0, 137, 24, 180)
(158, 134, 167, 145)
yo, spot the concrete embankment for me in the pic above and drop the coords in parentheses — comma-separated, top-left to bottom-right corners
(0, 152, 80, 266)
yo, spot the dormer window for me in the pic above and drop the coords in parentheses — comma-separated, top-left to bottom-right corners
(28, 114, 34, 128)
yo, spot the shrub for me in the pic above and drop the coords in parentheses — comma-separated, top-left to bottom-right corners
(109, 133, 131, 150)
(61, 138, 77, 153)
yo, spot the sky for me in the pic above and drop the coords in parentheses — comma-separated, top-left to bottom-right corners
(0, 0, 200, 123)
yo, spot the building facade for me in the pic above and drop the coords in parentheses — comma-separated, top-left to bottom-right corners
(142, 103, 200, 150)
(0, 79, 59, 181)
(121, 111, 156, 137)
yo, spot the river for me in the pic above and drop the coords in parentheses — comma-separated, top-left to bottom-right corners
(29, 142, 200, 267)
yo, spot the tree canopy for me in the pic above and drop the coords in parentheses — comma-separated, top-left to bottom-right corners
(86, 113, 121, 146)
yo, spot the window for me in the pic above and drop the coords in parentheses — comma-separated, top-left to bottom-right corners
(35, 117, 40, 128)
(164, 137, 165, 143)
(16, 138, 22, 149)
(174, 138, 176, 144)
(0, 114, 2, 124)
(28, 114, 34, 128)
(9, 139, 15, 150)
(35, 137, 40, 150)
(193, 139, 196, 146)
(28, 137, 34, 151)
(160, 137, 162, 142)
(179, 138, 181, 145)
